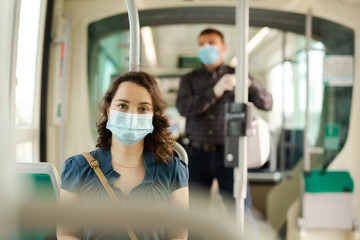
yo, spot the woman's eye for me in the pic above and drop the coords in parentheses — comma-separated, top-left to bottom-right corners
(118, 104, 128, 111)
(138, 107, 148, 113)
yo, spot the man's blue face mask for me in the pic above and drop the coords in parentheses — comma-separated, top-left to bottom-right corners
(106, 110, 154, 145)
(198, 44, 219, 65)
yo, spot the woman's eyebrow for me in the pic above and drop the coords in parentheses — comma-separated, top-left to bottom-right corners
(139, 102, 152, 106)
(115, 99, 129, 103)
(114, 99, 152, 106)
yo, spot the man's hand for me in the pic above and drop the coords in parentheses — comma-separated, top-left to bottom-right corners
(213, 74, 236, 98)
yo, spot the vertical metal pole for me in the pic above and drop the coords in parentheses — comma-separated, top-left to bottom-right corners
(59, 17, 71, 168)
(125, 0, 140, 71)
(280, 31, 286, 174)
(235, 0, 249, 237)
(304, 10, 312, 172)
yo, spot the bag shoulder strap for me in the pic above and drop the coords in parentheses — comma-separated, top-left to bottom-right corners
(81, 152, 138, 240)
(81, 152, 119, 202)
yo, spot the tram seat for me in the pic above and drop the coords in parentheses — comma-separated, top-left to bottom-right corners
(248, 117, 271, 169)
(11, 148, 185, 240)
(173, 141, 188, 165)
(15, 162, 61, 201)
(14, 162, 60, 240)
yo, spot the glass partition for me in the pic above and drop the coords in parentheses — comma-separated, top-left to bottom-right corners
(87, 7, 354, 175)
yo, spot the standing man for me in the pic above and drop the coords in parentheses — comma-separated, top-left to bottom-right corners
(176, 28, 272, 211)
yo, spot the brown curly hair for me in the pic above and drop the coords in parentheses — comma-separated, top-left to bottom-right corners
(96, 71, 174, 163)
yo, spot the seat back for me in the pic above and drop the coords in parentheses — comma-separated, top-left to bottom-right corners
(172, 142, 188, 165)
(15, 162, 61, 201)
(13, 162, 60, 240)
(248, 117, 271, 169)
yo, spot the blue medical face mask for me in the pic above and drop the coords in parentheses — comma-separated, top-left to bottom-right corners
(198, 44, 219, 65)
(106, 110, 154, 145)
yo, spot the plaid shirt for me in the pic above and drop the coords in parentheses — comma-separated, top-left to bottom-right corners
(176, 64, 272, 145)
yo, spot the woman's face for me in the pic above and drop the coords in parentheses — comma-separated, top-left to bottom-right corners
(108, 81, 153, 117)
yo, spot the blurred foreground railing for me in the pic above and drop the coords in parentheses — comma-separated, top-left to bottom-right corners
(13, 200, 241, 240)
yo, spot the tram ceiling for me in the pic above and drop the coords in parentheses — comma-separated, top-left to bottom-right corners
(88, 7, 354, 55)
(89, 7, 310, 38)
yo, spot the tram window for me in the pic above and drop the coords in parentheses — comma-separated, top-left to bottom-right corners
(15, 0, 41, 126)
(16, 141, 33, 163)
(268, 36, 326, 143)
(15, 0, 45, 162)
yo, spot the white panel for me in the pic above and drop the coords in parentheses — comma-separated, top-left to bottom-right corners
(303, 193, 353, 229)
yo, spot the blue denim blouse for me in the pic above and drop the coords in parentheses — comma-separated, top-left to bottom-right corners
(60, 147, 189, 240)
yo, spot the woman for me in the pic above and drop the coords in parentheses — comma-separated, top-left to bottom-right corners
(57, 71, 189, 240)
